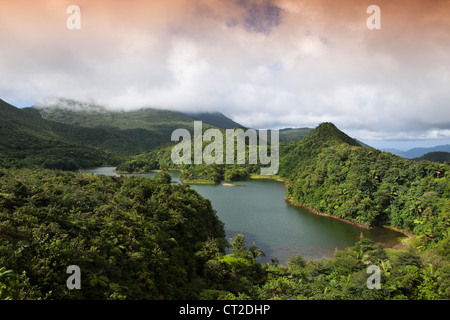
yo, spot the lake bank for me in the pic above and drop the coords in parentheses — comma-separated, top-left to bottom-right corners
(284, 197, 412, 249)
(83, 167, 408, 263)
(284, 198, 372, 229)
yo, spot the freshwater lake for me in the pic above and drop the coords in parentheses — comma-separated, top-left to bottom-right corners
(84, 167, 406, 264)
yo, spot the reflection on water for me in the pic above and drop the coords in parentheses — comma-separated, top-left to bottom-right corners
(83, 167, 406, 265)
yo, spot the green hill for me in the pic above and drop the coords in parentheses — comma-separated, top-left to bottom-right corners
(413, 151, 450, 163)
(27, 99, 243, 139)
(1, 117, 449, 300)
(26, 99, 249, 156)
(28, 99, 195, 131)
(0, 99, 113, 170)
(278, 127, 312, 142)
(186, 111, 244, 129)
(279, 123, 449, 238)
(1, 98, 251, 170)
(0, 167, 226, 299)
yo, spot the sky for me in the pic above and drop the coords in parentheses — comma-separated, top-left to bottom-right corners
(0, 0, 449, 150)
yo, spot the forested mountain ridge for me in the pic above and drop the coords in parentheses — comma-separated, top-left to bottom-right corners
(186, 111, 244, 129)
(28, 99, 198, 131)
(0, 107, 449, 300)
(0, 99, 114, 170)
(27, 99, 245, 144)
(412, 151, 450, 164)
(0, 99, 246, 169)
(279, 123, 449, 241)
(117, 122, 449, 242)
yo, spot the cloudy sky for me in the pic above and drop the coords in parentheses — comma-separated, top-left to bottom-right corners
(1, 0, 449, 149)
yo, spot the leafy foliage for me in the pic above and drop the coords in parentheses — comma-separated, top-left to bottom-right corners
(1, 117, 449, 300)
(198, 235, 449, 300)
(0, 168, 226, 299)
(279, 123, 449, 243)
(413, 152, 450, 164)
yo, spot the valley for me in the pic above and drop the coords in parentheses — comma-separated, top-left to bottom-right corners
(0, 98, 448, 300)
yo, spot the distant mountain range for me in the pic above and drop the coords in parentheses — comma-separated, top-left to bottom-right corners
(0, 97, 311, 169)
(382, 145, 450, 159)
(0, 98, 249, 169)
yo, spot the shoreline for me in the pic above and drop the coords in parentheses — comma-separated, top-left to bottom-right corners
(249, 174, 286, 183)
(89, 166, 413, 250)
(284, 197, 413, 248)
(284, 198, 372, 230)
(179, 178, 219, 185)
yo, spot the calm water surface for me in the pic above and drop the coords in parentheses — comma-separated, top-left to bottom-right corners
(84, 167, 406, 264)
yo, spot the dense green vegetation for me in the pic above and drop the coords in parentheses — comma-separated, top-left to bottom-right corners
(0, 99, 248, 170)
(0, 168, 226, 299)
(115, 127, 263, 182)
(197, 233, 449, 300)
(180, 165, 252, 184)
(0, 99, 118, 170)
(186, 111, 244, 129)
(0, 106, 448, 301)
(110, 122, 449, 300)
(116, 145, 253, 183)
(413, 151, 450, 164)
(28, 100, 248, 158)
(117, 145, 265, 184)
(279, 123, 449, 241)
(121, 123, 449, 242)
(1, 165, 445, 300)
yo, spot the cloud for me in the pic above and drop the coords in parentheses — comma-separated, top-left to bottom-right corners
(0, 0, 449, 143)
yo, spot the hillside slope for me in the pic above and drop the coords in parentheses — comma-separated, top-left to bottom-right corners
(0, 99, 113, 169)
(280, 123, 449, 240)
(186, 111, 244, 129)
(26, 99, 249, 155)
(412, 151, 450, 163)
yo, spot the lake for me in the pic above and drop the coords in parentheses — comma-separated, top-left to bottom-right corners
(83, 167, 406, 264)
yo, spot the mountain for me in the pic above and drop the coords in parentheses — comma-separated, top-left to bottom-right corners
(28, 99, 195, 131)
(28, 99, 243, 131)
(403, 144, 450, 158)
(1, 98, 186, 161)
(0, 99, 112, 169)
(278, 127, 312, 142)
(297, 122, 362, 147)
(186, 111, 244, 129)
(412, 151, 450, 163)
(279, 121, 449, 236)
(26, 99, 247, 153)
(380, 148, 405, 156)
(0, 98, 249, 169)
(382, 144, 450, 159)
